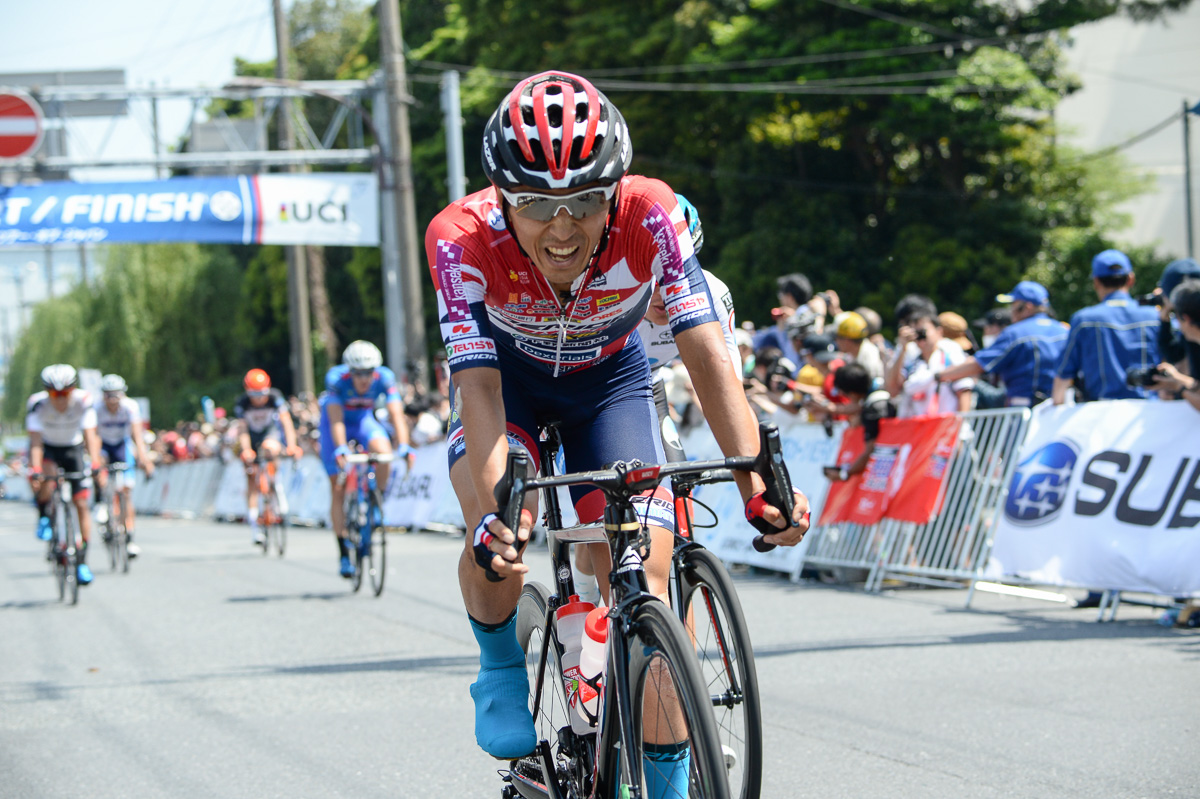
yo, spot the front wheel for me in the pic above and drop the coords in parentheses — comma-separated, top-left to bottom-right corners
(609, 600, 732, 799)
(367, 489, 386, 596)
(676, 547, 763, 799)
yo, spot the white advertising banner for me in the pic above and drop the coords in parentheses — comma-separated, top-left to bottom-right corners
(382, 444, 453, 529)
(989, 400, 1200, 597)
(255, 173, 378, 246)
(680, 411, 842, 575)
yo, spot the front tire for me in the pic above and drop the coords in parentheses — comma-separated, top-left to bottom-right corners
(367, 490, 386, 596)
(610, 599, 732, 799)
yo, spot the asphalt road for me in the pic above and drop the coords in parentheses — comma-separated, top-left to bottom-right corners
(1, 500, 1196, 799)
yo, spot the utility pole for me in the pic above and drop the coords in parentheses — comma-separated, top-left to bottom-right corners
(441, 70, 467, 202)
(273, 0, 314, 396)
(376, 0, 427, 389)
(1185, 99, 1196, 259)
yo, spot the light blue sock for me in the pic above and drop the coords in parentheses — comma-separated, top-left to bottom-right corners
(643, 740, 691, 799)
(469, 612, 535, 758)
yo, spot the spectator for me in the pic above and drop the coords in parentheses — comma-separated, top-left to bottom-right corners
(973, 307, 1013, 349)
(937, 281, 1068, 408)
(786, 332, 848, 421)
(938, 311, 976, 354)
(1053, 249, 1161, 404)
(824, 362, 897, 481)
(1151, 258, 1200, 389)
(1155, 279, 1200, 412)
(405, 397, 447, 446)
(753, 272, 816, 367)
(854, 305, 892, 360)
(886, 301, 973, 417)
(833, 311, 885, 384)
(734, 328, 755, 378)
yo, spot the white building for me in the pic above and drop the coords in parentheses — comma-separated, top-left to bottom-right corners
(1058, 4, 1200, 259)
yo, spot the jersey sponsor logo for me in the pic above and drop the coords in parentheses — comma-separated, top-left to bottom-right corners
(666, 294, 711, 317)
(448, 338, 496, 356)
(671, 307, 713, 327)
(586, 271, 607, 289)
(664, 282, 686, 297)
(642, 202, 685, 283)
(442, 320, 479, 342)
(487, 207, 505, 231)
(513, 339, 602, 363)
(598, 293, 620, 307)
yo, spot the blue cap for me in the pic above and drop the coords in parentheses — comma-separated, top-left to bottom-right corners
(1091, 249, 1132, 278)
(1159, 258, 1200, 298)
(996, 280, 1049, 307)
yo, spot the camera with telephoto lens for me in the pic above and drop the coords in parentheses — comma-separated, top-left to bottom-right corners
(1136, 292, 1165, 307)
(1125, 365, 1165, 388)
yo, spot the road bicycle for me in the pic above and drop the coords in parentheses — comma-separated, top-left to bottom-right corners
(97, 461, 131, 573)
(499, 423, 795, 799)
(249, 452, 289, 557)
(339, 450, 392, 596)
(46, 466, 91, 606)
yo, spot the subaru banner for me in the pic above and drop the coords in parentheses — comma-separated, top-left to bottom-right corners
(0, 173, 379, 247)
(989, 400, 1200, 597)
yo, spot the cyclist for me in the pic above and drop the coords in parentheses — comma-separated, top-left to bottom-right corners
(319, 340, 415, 578)
(234, 369, 303, 546)
(94, 373, 154, 558)
(425, 71, 810, 781)
(26, 364, 103, 586)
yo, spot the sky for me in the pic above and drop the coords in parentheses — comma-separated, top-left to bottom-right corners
(0, 0, 1197, 353)
(0, 0, 280, 353)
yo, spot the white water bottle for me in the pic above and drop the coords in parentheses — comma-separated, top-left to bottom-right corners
(578, 606, 608, 725)
(555, 595, 595, 735)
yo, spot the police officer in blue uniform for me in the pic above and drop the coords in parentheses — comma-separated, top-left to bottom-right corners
(936, 281, 1067, 407)
(1052, 249, 1160, 404)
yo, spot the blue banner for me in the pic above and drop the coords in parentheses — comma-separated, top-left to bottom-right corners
(0, 174, 379, 247)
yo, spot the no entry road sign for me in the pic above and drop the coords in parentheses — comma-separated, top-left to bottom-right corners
(0, 90, 44, 160)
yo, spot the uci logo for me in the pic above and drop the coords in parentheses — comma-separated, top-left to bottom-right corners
(1004, 440, 1079, 526)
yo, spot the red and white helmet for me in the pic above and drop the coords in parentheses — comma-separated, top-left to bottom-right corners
(481, 71, 632, 191)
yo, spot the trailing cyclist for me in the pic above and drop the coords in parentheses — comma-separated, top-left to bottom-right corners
(424, 70, 810, 789)
(26, 364, 103, 586)
(234, 369, 303, 546)
(318, 340, 415, 579)
(94, 373, 154, 558)
(574, 194, 741, 602)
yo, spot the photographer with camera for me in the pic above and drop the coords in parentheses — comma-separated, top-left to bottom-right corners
(1053, 249, 1161, 404)
(885, 296, 974, 418)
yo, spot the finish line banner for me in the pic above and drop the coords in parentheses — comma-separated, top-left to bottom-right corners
(0, 173, 379, 247)
(988, 401, 1200, 597)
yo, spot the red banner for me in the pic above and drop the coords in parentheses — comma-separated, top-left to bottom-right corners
(819, 414, 962, 526)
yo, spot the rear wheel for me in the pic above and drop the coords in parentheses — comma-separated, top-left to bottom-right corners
(607, 599, 732, 799)
(676, 547, 762, 799)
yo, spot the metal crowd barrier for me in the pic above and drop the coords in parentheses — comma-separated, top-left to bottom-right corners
(800, 407, 1031, 595)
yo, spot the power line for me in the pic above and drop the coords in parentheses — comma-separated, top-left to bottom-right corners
(1061, 110, 1181, 164)
(411, 32, 1048, 80)
(813, 0, 967, 41)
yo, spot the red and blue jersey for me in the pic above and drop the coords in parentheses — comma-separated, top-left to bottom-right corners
(425, 176, 717, 377)
(321, 365, 400, 422)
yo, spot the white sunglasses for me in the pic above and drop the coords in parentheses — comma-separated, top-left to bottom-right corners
(500, 184, 616, 222)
